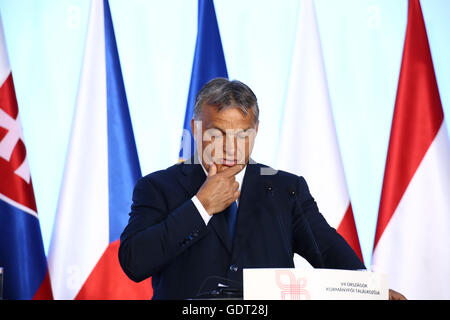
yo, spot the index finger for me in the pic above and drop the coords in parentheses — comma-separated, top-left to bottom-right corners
(219, 164, 243, 178)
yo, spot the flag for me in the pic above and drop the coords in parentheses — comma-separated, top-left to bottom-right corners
(371, 0, 450, 299)
(0, 14, 52, 300)
(276, 0, 364, 266)
(47, 0, 152, 299)
(179, 0, 228, 161)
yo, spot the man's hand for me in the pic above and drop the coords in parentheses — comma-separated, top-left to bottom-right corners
(389, 289, 407, 300)
(196, 163, 242, 215)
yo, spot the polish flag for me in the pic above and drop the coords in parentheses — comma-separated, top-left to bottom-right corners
(371, 0, 450, 299)
(0, 14, 52, 300)
(276, 0, 364, 266)
(47, 0, 152, 299)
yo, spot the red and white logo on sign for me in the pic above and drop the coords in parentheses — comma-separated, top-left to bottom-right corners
(275, 270, 311, 300)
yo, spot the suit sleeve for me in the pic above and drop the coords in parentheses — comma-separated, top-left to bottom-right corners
(118, 176, 207, 282)
(293, 176, 365, 270)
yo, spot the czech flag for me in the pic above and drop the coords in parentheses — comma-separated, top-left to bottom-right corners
(47, 0, 152, 299)
(179, 0, 228, 160)
(0, 14, 53, 300)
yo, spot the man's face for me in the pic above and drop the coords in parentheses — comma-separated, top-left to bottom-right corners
(191, 104, 258, 173)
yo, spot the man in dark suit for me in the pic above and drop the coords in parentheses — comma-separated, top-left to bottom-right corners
(119, 78, 403, 300)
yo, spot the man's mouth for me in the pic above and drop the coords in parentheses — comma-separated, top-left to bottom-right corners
(222, 159, 237, 167)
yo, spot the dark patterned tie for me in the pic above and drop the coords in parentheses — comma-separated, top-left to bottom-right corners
(225, 201, 238, 240)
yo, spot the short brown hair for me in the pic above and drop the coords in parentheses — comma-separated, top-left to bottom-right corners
(193, 78, 259, 123)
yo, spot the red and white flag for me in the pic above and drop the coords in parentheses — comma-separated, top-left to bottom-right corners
(277, 0, 364, 267)
(371, 0, 450, 299)
(47, 0, 152, 299)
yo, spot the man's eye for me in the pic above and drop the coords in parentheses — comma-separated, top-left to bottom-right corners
(237, 130, 248, 139)
(204, 128, 223, 140)
(210, 128, 222, 136)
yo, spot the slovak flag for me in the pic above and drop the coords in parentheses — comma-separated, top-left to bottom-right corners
(0, 14, 52, 300)
(277, 0, 364, 267)
(47, 0, 152, 299)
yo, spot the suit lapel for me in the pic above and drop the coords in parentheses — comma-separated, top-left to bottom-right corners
(209, 210, 233, 252)
(178, 157, 206, 197)
(177, 157, 270, 255)
(231, 161, 265, 260)
(178, 156, 233, 253)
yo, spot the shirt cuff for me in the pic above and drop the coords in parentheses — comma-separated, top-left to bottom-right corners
(192, 195, 212, 225)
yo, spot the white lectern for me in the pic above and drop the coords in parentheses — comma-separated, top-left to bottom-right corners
(243, 268, 388, 300)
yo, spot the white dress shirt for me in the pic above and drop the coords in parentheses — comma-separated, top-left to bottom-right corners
(191, 163, 246, 226)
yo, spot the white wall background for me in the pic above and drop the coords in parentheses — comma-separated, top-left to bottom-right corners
(1, 0, 449, 267)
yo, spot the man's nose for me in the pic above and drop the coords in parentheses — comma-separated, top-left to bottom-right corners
(224, 134, 237, 157)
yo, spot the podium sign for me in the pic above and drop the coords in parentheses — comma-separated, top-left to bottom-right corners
(243, 268, 388, 300)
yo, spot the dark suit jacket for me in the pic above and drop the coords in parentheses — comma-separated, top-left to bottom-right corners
(119, 159, 365, 299)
